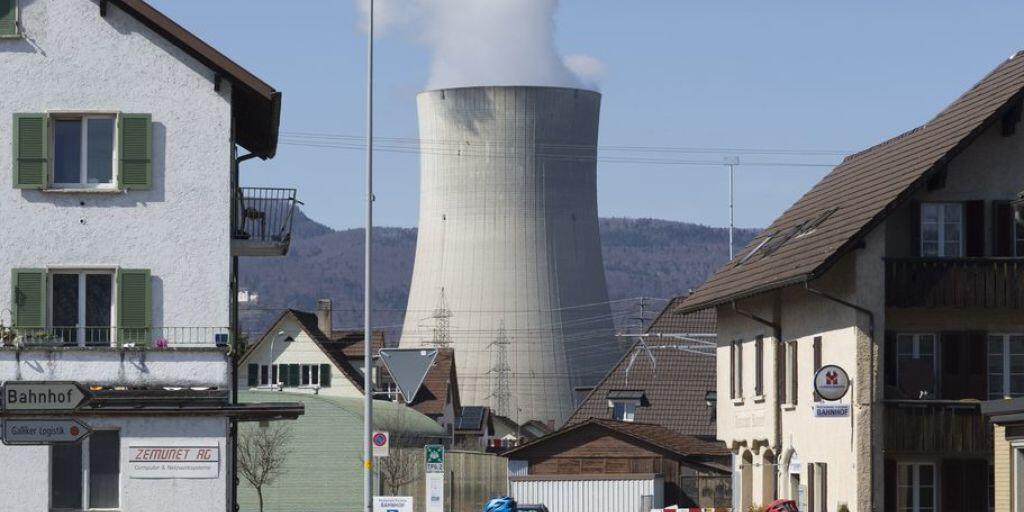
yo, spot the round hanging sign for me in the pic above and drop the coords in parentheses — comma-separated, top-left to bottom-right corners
(813, 364, 850, 401)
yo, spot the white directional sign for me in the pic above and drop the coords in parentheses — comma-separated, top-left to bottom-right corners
(379, 348, 437, 404)
(3, 381, 89, 411)
(3, 418, 92, 445)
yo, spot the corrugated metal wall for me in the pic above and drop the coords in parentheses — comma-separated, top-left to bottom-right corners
(509, 476, 664, 512)
(388, 449, 508, 512)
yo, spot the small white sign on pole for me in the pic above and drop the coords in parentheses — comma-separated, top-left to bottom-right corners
(425, 472, 444, 512)
(372, 431, 390, 458)
(813, 403, 851, 418)
(127, 445, 220, 479)
(373, 496, 413, 512)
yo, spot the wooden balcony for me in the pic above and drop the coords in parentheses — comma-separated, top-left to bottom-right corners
(883, 400, 991, 455)
(885, 257, 1024, 308)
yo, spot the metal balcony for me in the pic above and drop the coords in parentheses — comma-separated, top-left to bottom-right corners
(231, 187, 300, 257)
(1, 326, 231, 349)
(885, 257, 1024, 308)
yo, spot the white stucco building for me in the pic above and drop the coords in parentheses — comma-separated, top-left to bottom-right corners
(0, 1, 300, 510)
(677, 51, 1024, 511)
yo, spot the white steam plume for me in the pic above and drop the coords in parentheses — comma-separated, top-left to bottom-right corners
(357, 0, 604, 90)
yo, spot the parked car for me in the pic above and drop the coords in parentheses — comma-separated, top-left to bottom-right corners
(517, 506, 549, 512)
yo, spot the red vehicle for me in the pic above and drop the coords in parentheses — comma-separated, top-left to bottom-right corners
(767, 499, 800, 512)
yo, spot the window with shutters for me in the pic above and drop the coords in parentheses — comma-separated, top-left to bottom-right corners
(754, 335, 764, 398)
(920, 203, 963, 257)
(784, 340, 799, 406)
(987, 334, 1024, 400)
(12, 112, 151, 191)
(52, 115, 117, 188)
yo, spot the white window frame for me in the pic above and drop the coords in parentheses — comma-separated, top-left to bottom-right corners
(988, 333, 1024, 400)
(920, 202, 963, 257)
(299, 364, 322, 389)
(50, 429, 121, 511)
(49, 112, 120, 190)
(48, 269, 116, 347)
(611, 401, 637, 422)
(1012, 442, 1024, 512)
(897, 462, 936, 512)
(896, 333, 938, 397)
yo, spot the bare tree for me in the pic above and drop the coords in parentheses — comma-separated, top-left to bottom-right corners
(238, 422, 293, 512)
(377, 410, 427, 495)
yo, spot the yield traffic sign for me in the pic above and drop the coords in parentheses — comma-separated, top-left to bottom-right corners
(3, 418, 92, 445)
(379, 348, 437, 404)
(3, 381, 90, 411)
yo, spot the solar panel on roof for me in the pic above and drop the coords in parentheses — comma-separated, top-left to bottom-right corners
(456, 406, 485, 431)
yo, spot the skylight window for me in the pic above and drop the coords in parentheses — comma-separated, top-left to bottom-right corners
(735, 207, 838, 266)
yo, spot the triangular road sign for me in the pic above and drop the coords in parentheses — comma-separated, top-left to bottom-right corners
(379, 348, 438, 404)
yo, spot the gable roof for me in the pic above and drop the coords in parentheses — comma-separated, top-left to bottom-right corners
(108, 0, 280, 158)
(678, 51, 1024, 314)
(380, 347, 460, 417)
(566, 298, 716, 436)
(501, 418, 729, 461)
(241, 309, 383, 393)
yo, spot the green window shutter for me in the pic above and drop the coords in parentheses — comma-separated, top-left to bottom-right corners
(13, 114, 47, 189)
(288, 364, 300, 387)
(118, 113, 152, 190)
(279, 365, 290, 387)
(247, 364, 258, 387)
(117, 269, 151, 345)
(320, 364, 331, 387)
(0, 0, 17, 37)
(11, 269, 46, 329)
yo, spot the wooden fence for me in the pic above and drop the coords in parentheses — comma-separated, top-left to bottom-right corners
(387, 449, 508, 512)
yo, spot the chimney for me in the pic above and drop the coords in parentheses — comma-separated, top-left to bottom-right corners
(317, 299, 332, 335)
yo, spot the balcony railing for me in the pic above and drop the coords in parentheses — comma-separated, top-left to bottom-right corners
(1, 326, 231, 348)
(885, 257, 1024, 308)
(232, 187, 300, 257)
(883, 400, 991, 455)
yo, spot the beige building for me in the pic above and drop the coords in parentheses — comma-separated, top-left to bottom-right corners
(677, 51, 1024, 511)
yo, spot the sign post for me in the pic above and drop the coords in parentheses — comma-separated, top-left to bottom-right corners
(378, 349, 438, 404)
(424, 444, 444, 512)
(372, 431, 390, 458)
(2, 381, 90, 410)
(2, 418, 92, 445)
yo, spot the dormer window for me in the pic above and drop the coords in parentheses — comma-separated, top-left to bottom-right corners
(920, 203, 962, 257)
(607, 390, 647, 423)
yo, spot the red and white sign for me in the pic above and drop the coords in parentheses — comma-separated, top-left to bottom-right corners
(372, 431, 390, 458)
(128, 445, 220, 479)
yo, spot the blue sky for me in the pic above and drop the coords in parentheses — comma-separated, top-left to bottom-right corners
(151, 1, 1024, 230)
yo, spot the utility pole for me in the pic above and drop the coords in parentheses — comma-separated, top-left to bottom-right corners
(488, 321, 513, 418)
(363, 2, 374, 511)
(724, 156, 740, 259)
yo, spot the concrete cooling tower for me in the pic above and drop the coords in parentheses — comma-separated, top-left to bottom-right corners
(399, 86, 622, 425)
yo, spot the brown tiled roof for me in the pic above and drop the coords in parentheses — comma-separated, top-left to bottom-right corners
(108, 0, 280, 158)
(648, 297, 716, 335)
(328, 330, 385, 359)
(567, 298, 716, 436)
(502, 418, 728, 459)
(379, 347, 460, 417)
(678, 51, 1024, 314)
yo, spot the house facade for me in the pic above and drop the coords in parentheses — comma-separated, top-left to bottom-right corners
(0, 1, 299, 511)
(678, 51, 1024, 511)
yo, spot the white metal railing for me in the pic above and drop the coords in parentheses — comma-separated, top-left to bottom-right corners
(3, 326, 231, 348)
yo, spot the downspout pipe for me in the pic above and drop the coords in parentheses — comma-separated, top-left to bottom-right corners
(730, 299, 783, 475)
(803, 280, 876, 511)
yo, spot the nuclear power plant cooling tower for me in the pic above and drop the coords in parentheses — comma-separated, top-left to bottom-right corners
(400, 86, 622, 425)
